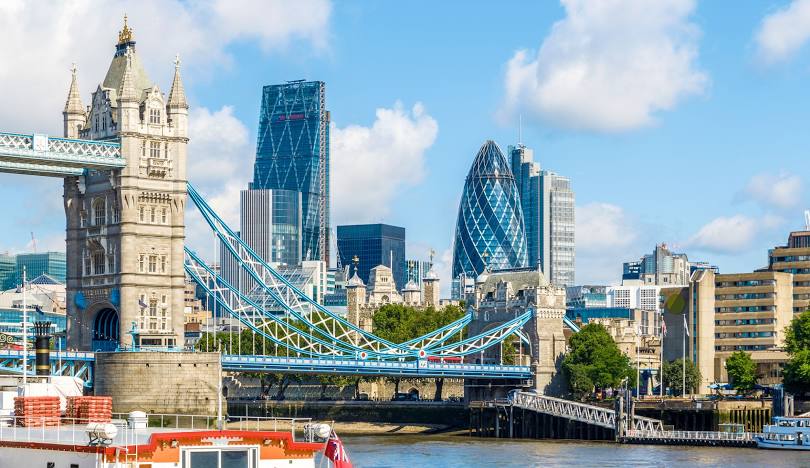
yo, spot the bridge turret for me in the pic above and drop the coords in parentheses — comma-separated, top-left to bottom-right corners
(117, 48, 140, 132)
(63, 64, 86, 138)
(167, 54, 188, 138)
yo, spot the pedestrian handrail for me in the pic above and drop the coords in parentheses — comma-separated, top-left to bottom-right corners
(626, 429, 762, 442)
(508, 391, 664, 432)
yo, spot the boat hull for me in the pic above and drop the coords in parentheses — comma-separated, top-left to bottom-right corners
(755, 437, 810, 451)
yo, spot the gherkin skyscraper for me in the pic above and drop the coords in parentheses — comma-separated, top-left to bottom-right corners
(452, 140, 528, 279)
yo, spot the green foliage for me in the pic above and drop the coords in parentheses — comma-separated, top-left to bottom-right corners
(783, 349, 810, 394)
(372, 304, 465, 343)
(785, 311, 810, 355)
(661, 359, 702, 395)
(562, 323, 634, 398)
(725, 351, 757, 392)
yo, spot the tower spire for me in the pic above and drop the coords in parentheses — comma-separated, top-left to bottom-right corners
(118, 14, 133, 45)
(167, 53, 188, 109)
(63, 63, 84, 114)
(118, 47, 137, 102)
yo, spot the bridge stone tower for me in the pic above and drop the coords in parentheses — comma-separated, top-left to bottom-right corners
(63, 18, 188, 350)
(465, 268, 567, 400)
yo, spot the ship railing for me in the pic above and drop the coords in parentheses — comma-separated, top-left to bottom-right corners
(112, 412, 314, 441)
(626, 429, 763, 442)
(0, 415, 131, 447)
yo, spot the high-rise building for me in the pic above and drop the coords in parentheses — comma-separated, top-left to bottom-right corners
(661, 269, 793, 390)
(405, 259, 433, 292)
(252, 80, 330, 264)
(0, 254, 15, 290)
(219, 189, 303, 296)
(452, 141, 528, 279)
(337, 224, 406, 291)
(767, 229, 810, 314)
(509, 144, 575, 287)
(16, 252, 66, 285)
(622, 243, 691, 286)
(565, 285, 607, 309)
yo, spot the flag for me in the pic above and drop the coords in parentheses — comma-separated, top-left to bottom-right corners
(683, 314, 689, 337)
(324, 431, 352, 468)
(34, 304, 43, 314)
(138, 298, 148, 309)
(661, 320, 667, 337)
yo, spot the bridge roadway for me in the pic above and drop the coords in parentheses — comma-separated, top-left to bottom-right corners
(0, 350, 532, 381)
(0, 132, 124, 177)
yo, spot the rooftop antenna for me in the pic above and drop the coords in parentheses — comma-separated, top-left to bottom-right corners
(518, 114, 523, 146)
(805, 210, 810, 231)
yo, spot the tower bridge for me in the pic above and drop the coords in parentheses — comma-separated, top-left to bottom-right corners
(0, 19, 572, 394)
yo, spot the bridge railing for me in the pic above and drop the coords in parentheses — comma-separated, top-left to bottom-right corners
(626, 429, 760, 442)
(0, 132, 122, 164)
(508, 391, 664, 432)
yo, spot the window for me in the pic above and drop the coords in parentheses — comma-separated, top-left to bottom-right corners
(84, 256, 91, 275)
(141, 140, 146, 157)
(93, 251, 105, 275)
(93, 198, 106, 225)
(149, 299, 157, 317)
(107, 252, 115, 273)
(149, 108, 161, 124)
(80, 211, 87, 227)
(139, 205, 145, 222)
(150, 141, 161, 158)
(139, 255, 145, 272)
(162, 208, 168, 224)
(150, 207, 156, 223)
(161, 256, 167, 273)
(161, 294, 167, 304)
(148, 255, 157, 273)
(111, 204, 120, 223)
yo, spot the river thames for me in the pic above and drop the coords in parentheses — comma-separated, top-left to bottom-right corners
(338, 435, 810, 467)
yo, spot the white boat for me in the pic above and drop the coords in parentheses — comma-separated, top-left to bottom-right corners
(754, 416, 810, 450)
(0, 411, 339, 467)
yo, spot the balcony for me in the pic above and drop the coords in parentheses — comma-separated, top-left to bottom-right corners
(147, 157, 171, 177)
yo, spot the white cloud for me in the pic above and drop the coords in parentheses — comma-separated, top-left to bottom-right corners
(185, 106, 252, 256)
(687, 215, 762, 254)
(331, 102, 439, 224)
(741, 172, 803, 210)
(498, 0, 707, 132)
(754, 0, 810, 64)
(0, 0, 332, 134)
(576, 203, 638, 284)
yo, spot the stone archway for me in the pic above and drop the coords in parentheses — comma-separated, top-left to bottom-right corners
(92, 307, 120, 351)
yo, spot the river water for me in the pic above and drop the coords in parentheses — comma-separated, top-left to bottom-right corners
(338, 435, 810, 467)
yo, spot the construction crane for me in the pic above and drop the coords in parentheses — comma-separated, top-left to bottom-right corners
(30, 232, 37, 253)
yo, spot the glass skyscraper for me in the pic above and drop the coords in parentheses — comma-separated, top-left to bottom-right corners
(452, 140, 528, 279)
(252, 80, 330, 264)
(509, 144, 575, 287)
(337, 224, 406, 290)
(15, 252, 67, 284)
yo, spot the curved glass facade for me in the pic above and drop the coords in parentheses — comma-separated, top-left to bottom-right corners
(452, 140, 528, 278)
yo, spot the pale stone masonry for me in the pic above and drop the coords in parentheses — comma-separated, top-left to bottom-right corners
(63, 19, 189, 350)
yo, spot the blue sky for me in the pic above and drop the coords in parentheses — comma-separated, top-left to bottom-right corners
(0, 0, 809, 291)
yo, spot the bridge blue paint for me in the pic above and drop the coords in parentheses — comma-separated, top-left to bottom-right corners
(0, 132, 124, 177)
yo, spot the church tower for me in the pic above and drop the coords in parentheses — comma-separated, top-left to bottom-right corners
(64, 17, 189, 350)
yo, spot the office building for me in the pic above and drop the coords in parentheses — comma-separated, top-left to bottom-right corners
(661, 269, 794, 391)
(337, 224, 406, 291)
(622, 243, 691, 286)
(566, 307, 661, 336)
(606, 285, 660, 313)
(0, 254, 14, 290)
(405, 259, 433, 291)
(509, 144, 575, 287)
(452, 140, 528, 279)
(767, 229, 810, 314)
(565, 285, 607, 309)
(16, 252, 66, 284)
(252, 80, 330, 264)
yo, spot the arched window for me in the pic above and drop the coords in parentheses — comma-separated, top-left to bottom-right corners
(93, 199, 106, 225)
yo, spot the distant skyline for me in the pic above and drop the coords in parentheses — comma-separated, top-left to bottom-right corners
(0, 1, 809, 295)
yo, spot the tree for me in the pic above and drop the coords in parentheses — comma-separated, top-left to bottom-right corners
(783, 349, 810, 394)
(785, 311, 810, 355)
(562, 323, 634, 399)
(725, 351, 757, 393)
(661, 359, 702, 396)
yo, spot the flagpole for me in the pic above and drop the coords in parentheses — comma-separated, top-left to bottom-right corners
(682, 314, 687, 397)
(22, 266, 27, 386)
(660, 319, 664, 398)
